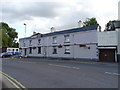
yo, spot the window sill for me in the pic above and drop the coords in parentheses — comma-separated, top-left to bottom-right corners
(64, 52, 70, 54)
(52, 43, 57, 44)
(53, 53, 57, 54)
(64, 42, 70, 43)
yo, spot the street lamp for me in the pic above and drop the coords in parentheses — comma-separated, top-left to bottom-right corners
(24, 23, 26, 37)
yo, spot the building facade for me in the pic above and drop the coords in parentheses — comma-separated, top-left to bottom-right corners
(19, 25, 99, 61)
(98, 31, 118, 62)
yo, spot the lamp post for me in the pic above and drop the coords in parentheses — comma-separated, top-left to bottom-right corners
(24, 23, 26, 37)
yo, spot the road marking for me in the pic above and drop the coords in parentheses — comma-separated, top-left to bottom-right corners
(0, 73, 21, 90)
(49, 64, 80, 70)
(0, 72, 28, 90)
(105, 72, 120, 76)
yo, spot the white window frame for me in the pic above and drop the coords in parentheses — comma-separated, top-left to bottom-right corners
(38, 39, 41, 45)
(53, 37, 57, 44)
(64, 35, 70, 43)
(64, 46, 70, 54)
(53, 46, 57, 54)
(38, 47, 41, 54)
(29, 40, 32, 46)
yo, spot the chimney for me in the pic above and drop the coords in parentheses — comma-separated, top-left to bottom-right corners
(51, 27, 56, 32)
(78, 20, 83, 28)
(33, 31, 36, 35)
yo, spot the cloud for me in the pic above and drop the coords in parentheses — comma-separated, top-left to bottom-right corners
(0, 0, 119, 38)
(1, 2, 67, 23)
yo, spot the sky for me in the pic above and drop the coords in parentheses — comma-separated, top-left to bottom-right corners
(0, 0, 119, 40)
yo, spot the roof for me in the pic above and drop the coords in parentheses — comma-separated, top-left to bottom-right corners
(19, 24, 98, 40)
(43, 24, 98, 37)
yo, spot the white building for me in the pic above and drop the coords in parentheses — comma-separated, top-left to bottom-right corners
(19, 25, 99, 61)
(98, 31, 118, 62)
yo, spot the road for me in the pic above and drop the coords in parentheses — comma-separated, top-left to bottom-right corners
(1, 58, 119, 88)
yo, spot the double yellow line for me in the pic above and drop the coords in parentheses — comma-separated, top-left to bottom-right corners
(0, 72, 28, 90)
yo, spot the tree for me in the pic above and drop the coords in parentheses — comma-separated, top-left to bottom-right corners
(0, 22, 19, 48)
(105, 20, 120, 31)
(83, 17, 98, 27)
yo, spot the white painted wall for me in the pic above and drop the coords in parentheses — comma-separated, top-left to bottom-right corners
(98, 31, 117, 46)
(19, 29, 98, 60)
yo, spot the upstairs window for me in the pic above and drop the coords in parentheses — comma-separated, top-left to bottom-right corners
(53, 37, 57, 44)
(64, 46, 70, 54)
(29, 40, 32, 46)
(64, 35, 70, 43)
(23, 41, 26, 47)
(38, 39, 41, 45)
(53, 47, 57, 54)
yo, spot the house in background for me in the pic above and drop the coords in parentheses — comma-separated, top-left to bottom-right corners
(19, 25, 99, 61)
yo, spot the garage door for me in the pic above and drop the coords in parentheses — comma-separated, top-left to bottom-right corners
(99, 49, 115, 62)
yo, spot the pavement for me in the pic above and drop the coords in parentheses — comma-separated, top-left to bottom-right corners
(1, 57, 119, 88)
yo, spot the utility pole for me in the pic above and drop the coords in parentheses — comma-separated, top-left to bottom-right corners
(24, 23, 26, 37)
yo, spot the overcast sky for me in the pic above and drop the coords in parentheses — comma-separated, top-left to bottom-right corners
(0, 0, 119, 39)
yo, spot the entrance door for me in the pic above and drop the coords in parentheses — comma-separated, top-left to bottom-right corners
(99, 49, 115, 62)
(24, 49, 27, 56)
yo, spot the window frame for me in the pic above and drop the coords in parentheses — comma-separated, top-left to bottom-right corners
(64, 35, 70, 43)
(52, 37, 57, 44)
(29, 47, 32, 54)
(64, 45, 70, 54)
(53, 46, 57, 54)
(29, 40, 32, 46)
(38, 47, 41, 54)
(38, 39, 41, 45)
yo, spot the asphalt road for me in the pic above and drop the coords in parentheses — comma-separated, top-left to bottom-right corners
(1, 58, 119, 88)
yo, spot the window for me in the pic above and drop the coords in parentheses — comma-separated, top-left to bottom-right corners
(64, 35, 70, 43)
(29, 47, 32, 54)
(13, 49, 14, 52)
(38, 39, 41, 45)
(53, 47, 57, 54)
(16, 49, 18, 51)
(38, 47, 41, 54)
(29, 40, 32, 45)
(53, 37, 57, 44)
(23, 41, 26, 47)
(65, 46, 70, 54)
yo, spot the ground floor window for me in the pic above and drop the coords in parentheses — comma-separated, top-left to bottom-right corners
(53, 47, 57, 54)
(38, 47, 41, 54)
(64, 46, 70, 54)
(29, 47, 32, 54)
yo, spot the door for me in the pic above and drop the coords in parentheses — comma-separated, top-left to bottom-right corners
(24, 49, 27, 56)
(99, 49, 115, 62)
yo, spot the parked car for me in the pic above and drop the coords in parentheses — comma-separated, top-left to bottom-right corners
(0, 52, 12, 58)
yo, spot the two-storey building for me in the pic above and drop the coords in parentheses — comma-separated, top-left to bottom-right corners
(19, 25, 99, 61)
